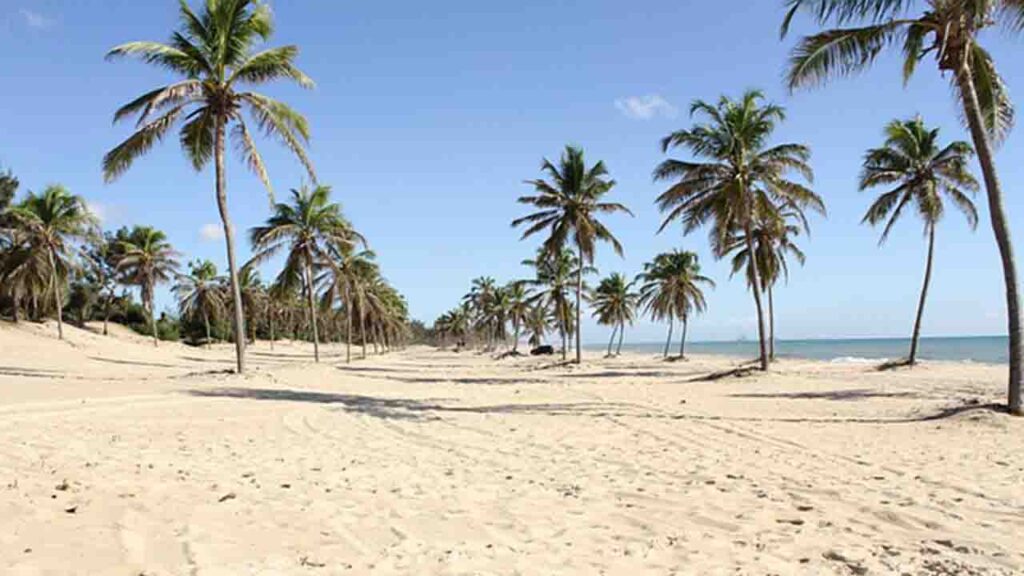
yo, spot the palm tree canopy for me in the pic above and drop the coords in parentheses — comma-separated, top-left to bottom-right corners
(103, 0, 316, 197)
(782, 0, 1019, 141)
(590, 273, 638, 327)
(250, 185, 364, 288)
(722, 208, 810, 290)
(513, 145, 633, 262)
(654, 90, 824, 253)
(861, 117, 979, 242)
(636, 250, 715, 322)
(173, 258, 226, 320)
(117, 225, 181, 304)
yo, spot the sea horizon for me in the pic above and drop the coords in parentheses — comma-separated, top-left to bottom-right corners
(586, 334, 1009, 365)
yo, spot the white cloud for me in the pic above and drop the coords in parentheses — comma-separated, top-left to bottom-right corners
(20, 9, 53, 29)
(199, 223, 223, 242)
(614, 94, 678, 120)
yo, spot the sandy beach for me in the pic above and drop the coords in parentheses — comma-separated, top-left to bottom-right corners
(0, 320, 1021, 575)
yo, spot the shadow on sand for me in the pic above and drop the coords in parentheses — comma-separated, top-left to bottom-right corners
(729, 388, 918, 401)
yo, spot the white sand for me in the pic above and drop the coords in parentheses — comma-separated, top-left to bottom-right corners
(0, 320, 1021, 575)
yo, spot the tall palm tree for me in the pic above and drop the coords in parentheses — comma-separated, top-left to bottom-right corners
(464, 277, 499, 349)
(236, 264, 266, 345)
(636, 250, 715, 359)
(781, 0, 1022, 414)
(319, 246, 377, 363)
(590, 273, 638, 357)
(117, 226, 180, 346)
(523, 303, 553, 349)
(860, 117, 979, 365)
(513, 145, 633, 364)
(174, 259, 226, 348)
(505, 281, 531, 353)
(721, 208, 810, 360)
(103, 0, 316, 374)
(250, 185, 362, 363)
(521, 248, 588, 361)
(654, 90, 822, 370)
(5, 185, 96, 339)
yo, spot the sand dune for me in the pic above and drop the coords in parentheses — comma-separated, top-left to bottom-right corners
(0, 321, 1021, 574)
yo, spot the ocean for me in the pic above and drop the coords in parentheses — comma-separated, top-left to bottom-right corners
(601, 335, 1009, 365)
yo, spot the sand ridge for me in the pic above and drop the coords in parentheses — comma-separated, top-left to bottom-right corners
(0, 321, 1021, 574)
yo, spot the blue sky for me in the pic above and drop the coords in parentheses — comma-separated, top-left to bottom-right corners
(2, 1, 1023, 343)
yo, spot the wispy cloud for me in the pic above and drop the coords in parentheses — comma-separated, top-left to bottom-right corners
(19, 9, 54, 30)
(199, 223, 223, 242)
(614, 94, 677, 120)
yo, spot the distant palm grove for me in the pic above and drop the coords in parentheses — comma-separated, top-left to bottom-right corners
(0, 0, 1021, 415)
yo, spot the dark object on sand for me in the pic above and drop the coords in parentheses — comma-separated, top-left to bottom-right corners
(530, 345, 554, 356)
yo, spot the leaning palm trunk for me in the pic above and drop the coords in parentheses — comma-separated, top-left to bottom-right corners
(575, 245, 584, 364)
(768, 285, 776, 361)
(616, 319, 625, 356)
(204, 311, 212, 350)
(663, 317, 674, 358)
(909, 224, 936, 365)
(606, 324, 617, 357)
(359, 310, 368, 360)
(214, 121, 247, 373)
(146, 287, 158, 347)
(679, 314, 688, 359)
(303, 252, 320, 363)
(744, 221, 770, 370)
(46, 249, 64, 340)
(954, 62, 1022, 415)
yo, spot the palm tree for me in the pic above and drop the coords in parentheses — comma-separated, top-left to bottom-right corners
(174, 259, 226, 348)
(505, 282, 531, 354)
(590, 273, 638, 357)
(250, 185, 362, 363)
(523, 303, 553, 349)
(103, 0, 316, 374)
(721, 208, 810, 360)
(781, 0, 1022, 414)
(636, 250, 715, 359)
(5, 185, 96, 339)
(859, 117, 979, 365)
(117, 226, 180, 346)
(464, 277, 498, 349)
(236, 264, 266, 345)
(320, 246, 377, 363)
(521, 248, 588, 361)
(513, 145, 633, 364)
(654, 90, 822, 370)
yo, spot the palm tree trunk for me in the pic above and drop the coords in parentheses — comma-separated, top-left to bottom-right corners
(679, 314, 688, 359)
(768, 285, 776, 362)
(512, 318, 521, 353)
(616, 319, 625, 356)
(559, 312, 567, 361)
(345, 293, 353, 364)
(360, 310, 368, 359)
(955, 63, 1022, 416)
(606, 324, 617, 357)
(303, 252, 320, 363)
(909, 224, 936, 365)
(214, 119, 246, 374)
(146, 286, 157, 347)
(744, 222, 770, 371)
(46, 249, 64, 340)
(269, 309, 275, 351)
(664, 317, 674, 358)
(102, 297, 110, 336)
(575, 245, 584, 364)
(204, 311, 212, 350)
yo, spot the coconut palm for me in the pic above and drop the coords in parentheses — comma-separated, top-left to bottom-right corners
(513, 145, 633, 364)
(319, 246, 377, 362)
(858, 117, 979, 365)
(250, 185, 362, 363)
(521, 248, 589, 361)
(4, 185, 96, 339)
(523, 303, 553, 349)
(505, 282, 531, 353)
(636, 250, 715, 359)
(590, 273, 638, 357)
(781, 0, 1022, 414)
(463, 277, 499, 349)
(103, 0, 316, 374)
(720, 208, 810, 360)
(117, 226, 180, 346)
(654, 90, 822, 370)
(174, 259, 226, 347)
(235, 264, 266, 345)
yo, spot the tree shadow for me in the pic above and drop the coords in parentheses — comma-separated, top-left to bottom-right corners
(0, 365, 66, 379)
(876, 358, 914, 371)
(730, 388, 918, 401)
(186, 386, 625, 421)
(670, 400, 1007, 424)
(88, 356, 184, 369)
(560, 370, 686, 380)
